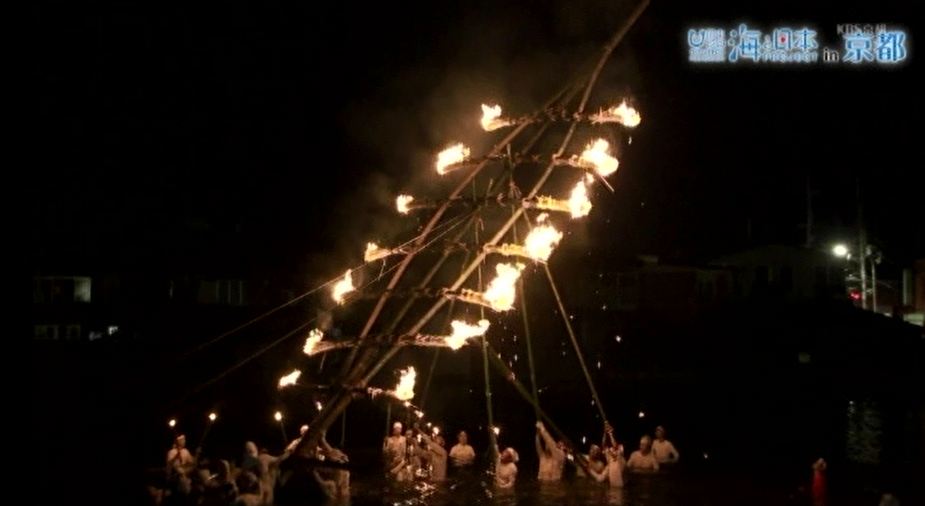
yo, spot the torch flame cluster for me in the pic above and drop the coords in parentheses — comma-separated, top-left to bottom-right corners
(365, 242, 392, 263)
(590, 101, 642, 127)
(523, 213, 563, 262)
(332, 270, 354, 303)
(283, 98, 643, 417)
(391, 366, 417, 401)
(445, 319, 490, 350)
(578, 139, 619, 177)
(436, 143, 470, 175)
(303, 328, 324, 355)
(396, 195, 414, 214)
(482, 262, 526, 311)
(480, 104, 514, 131)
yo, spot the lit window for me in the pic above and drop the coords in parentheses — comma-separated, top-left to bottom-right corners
(108, 326, 119, 335)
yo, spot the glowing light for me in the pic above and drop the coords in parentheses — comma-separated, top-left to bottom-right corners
(568, 180, 592, 218)
(480, 104, 514, 131)
(445, 319, 490, 350)
(523, 220, 563, 262)
(578, 139, 619, 177)
(433, 426, 440, 435)
(582, 436, 587, 444)
(590, 101, 641, 127)
(392, 366, 417, 401)
(436, 143, 470, 175)
(316, 402, 323, 411)
(303, 328, 324, 355)
(415, 410, 424, 418)
(396, 195, 414, 214)
(483, 263, 525, 311)
(168, 419, 176, 428)
(208, 413, 217, 422)
(365, 242, 392, 262)
(274, 411, 283, 421)
(832, 244, 849, 257)
(332, 270, 354, 304)
(279, 370, 301, 388)
(492, 426, 501, 435)
(638, 411, 645, 418)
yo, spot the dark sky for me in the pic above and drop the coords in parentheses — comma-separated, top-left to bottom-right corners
(32, 1, 922, 276)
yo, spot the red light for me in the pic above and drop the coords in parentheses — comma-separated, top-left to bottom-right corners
(850, 291, 861, 300)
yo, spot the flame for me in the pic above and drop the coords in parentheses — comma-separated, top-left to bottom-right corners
(480, 104, 513, 131)
(590, 101, 641, 127)
(483, 263, 525, 311)
(578, 139, 619, 177)
(436, 144, 470, 175)
(567, 180, 592, 218)
(524, 222, 563, 262)
(365, 242, 391, 262)
(279, 369, 301, 388)
(396, 195, 414, 214)
(445, 319, 490, 350)
(303, 328, 324, 355)
(392, 366, 416, 401)
(332, 270, 354, 303)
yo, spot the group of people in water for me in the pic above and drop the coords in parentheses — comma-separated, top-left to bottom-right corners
(155, 425, 348, 505)
(151, 419, 680, 505)
(381, 419, 680, 490)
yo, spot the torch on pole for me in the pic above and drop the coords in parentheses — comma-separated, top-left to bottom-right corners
(275, 412, 288, 446)
(196, 412, 217, 458)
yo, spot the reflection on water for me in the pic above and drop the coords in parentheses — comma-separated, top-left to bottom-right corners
(846, 399, 883, 465)
(344, 471, 794, 506)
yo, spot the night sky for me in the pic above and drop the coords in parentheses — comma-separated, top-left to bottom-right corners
(33, 1, 921, 277)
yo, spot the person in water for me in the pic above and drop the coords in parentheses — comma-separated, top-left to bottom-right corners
(383, 422, 411, 482)
(535, 421, 566, 481)
(651, 426, 679, 465)
(495, 447, 518, 489)
(449, 430, 476, 469)
(626, 435, 659, 472)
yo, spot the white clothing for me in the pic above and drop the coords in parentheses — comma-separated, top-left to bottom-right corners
(626, 450, 659, 471)
(449, 444, 476, 467)
(652, 439, 679, 463)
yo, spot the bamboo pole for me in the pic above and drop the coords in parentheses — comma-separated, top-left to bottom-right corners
(294, 0, 649, 457)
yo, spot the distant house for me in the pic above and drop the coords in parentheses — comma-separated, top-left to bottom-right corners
(709, 244, 846, 302)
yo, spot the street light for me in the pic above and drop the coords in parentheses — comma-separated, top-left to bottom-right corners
(832, 244, 849, 258)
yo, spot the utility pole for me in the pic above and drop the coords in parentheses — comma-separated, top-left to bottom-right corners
(856, 173, 867, 310)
